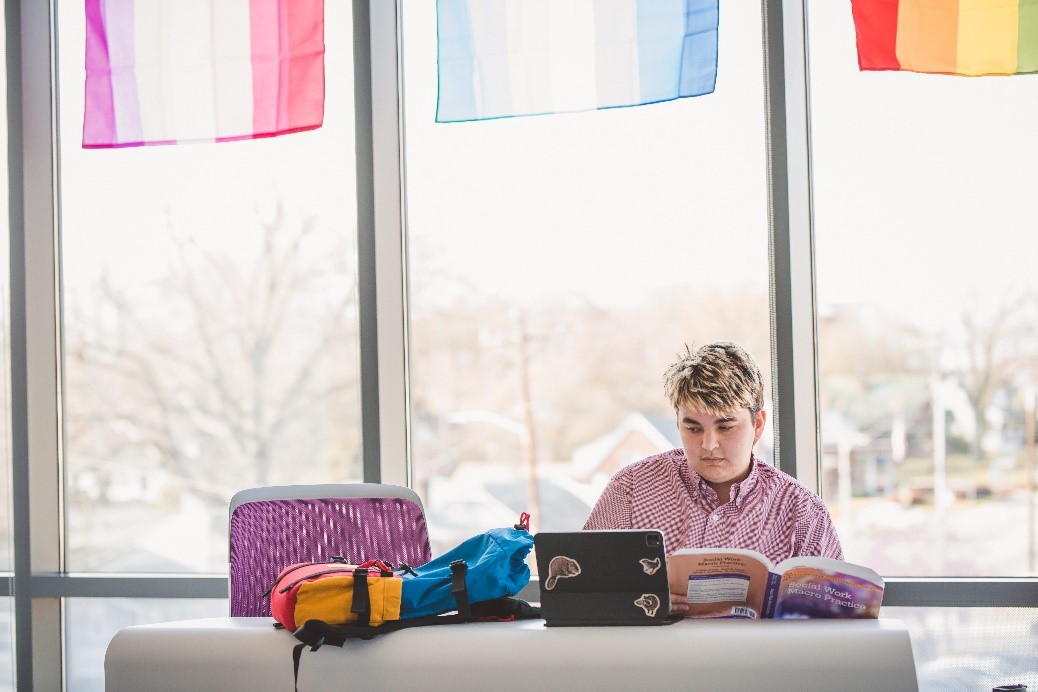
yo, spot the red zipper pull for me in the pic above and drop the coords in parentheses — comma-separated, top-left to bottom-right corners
(514, 512, 530, 531)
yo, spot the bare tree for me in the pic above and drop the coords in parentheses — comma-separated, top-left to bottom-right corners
(956, 289, 1032, 460)
(64, 203, 360, 506)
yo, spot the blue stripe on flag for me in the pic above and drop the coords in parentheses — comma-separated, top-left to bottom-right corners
(436, 0, 478, 122)
(634, 0, 686, 105)
(679, 0, 719, 97)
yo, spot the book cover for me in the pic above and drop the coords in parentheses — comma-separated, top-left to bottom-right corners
(667, 548, 884, 620)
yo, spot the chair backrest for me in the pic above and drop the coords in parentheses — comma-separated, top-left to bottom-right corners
(228, 483, 432, 617)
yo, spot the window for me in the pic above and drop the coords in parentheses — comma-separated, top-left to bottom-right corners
(401, 0, 773, 556)
(3, 1, 1034, 688)
(808, 0, 1038, 580)
(21, 0, 363, 682)
(806, 2, 1038, 685)
(56, 2, 362, 575)
(0, 5, 14, 688)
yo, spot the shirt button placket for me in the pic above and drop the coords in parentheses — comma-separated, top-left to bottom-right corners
(704, 511, 722, 543)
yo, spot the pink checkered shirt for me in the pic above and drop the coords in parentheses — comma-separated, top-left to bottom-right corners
(583, 449, 844, 564)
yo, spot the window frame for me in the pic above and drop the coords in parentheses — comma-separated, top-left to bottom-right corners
(3, 0, 1035, 688)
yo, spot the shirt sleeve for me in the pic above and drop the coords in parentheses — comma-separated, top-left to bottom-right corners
(583, 468, 633, 530)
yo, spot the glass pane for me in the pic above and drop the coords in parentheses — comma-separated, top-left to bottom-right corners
(402, 2, 772, 556)
(65, 598, 225, 692)
(0, 6, 14, 686)
(56, 4, 361, 572)
(0, 600, 10, 692)
(884, 606, 1038, 692)
(808, 2, 1038, 576)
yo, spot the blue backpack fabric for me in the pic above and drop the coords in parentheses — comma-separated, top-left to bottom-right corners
(400, 526, 534, 618)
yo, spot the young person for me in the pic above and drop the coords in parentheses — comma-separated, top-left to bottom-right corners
(582, 340, 843, 614)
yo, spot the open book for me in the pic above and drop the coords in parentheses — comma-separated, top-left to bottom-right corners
(667, 548, 884, 620)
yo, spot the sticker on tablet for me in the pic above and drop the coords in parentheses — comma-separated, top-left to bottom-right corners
(543, 555, 581, 590)
(640, 557, 661, 575)
(635, 593, 661, 617)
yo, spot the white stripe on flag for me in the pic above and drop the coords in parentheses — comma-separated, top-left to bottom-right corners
(593, 0, 640, 108)
(547, 0, 597, 114)
(511, 0, 552, 117)
(467, 0, 510, 119)
(212, 0, 253, 139)
(504, 0, 527, 116)
(168, 0, 217, 141)
(134, 0, 168, 142)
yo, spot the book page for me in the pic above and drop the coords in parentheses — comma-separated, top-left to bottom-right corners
(668, 549, 773, 619)
(772, 559, 885, 619)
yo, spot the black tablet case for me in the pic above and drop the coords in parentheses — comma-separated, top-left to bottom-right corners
(534, 530, 673, 626)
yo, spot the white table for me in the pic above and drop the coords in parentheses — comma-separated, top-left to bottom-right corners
(105, 616, 918, 691)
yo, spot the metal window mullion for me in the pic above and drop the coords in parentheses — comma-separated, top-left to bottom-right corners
(5, 0, 31, 687)
(762, 0, 820, 492)
(9, 0, 64, 689)
(354, 0, 381, 484)
(356, 0, 409, 488)
(29, 574, 227, 599)
(7, 573, 1036, 608)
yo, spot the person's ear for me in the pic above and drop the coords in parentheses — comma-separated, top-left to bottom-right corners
(752, 408, 767, 444)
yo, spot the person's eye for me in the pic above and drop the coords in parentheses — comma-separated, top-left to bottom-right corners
(719, 425, 734, 431)
(685, 427, 701, 434)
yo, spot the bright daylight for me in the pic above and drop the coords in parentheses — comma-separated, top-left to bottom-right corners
(0, 1, 1036, 690)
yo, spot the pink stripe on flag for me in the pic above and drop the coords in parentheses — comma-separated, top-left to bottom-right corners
(83, 0, 117, 147)
(277, 0, 291, 131)
(247, 0, 324, 138)
(249, 0, 280, 136)
(284, 0, 325, 132)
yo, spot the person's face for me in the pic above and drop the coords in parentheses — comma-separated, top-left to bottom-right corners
(677, 404, 767, 494)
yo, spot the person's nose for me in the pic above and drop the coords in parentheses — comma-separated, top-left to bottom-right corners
(702, 429, 720, 452)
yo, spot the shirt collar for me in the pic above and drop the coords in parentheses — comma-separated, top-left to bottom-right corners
(679, 451, 762, 507)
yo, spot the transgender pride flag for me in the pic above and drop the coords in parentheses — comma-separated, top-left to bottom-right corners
(852, 0, 1038, 76)
(83, 0, 325, 148)
(436, 0, 719, 122)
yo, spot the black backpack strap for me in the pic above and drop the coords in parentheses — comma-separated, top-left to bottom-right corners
(290, 622, 330, 692)
(449, 560, 470, 621)
(291, 642, 306, 692)
(469, 597, 542, 621)
(351, 568, 371, 626)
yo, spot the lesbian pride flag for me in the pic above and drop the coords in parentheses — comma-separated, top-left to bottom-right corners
(851, 0, 1038, 76)
(436, 0, 719, 122)
(84, 0, 325, 148)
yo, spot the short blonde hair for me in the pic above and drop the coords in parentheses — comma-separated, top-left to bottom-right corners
(663, 341, 765, 416)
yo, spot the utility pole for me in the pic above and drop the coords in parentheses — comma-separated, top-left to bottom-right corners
(514, 308, 542, 531)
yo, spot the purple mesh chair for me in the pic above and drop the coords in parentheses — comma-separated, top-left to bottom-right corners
(228, 483, 432, 617)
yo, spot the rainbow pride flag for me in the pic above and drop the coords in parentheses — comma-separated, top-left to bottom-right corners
(851, 0, 1038, 76)
(436, 0, 719, 122)
(83, 0, 325, 148)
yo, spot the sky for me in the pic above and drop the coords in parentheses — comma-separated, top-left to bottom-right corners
(52, 0, 1038, 333)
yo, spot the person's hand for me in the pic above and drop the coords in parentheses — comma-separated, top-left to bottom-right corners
(669, 591, 689, 616)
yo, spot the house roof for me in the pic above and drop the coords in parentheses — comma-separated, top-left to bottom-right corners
(571, 411, 678, 474)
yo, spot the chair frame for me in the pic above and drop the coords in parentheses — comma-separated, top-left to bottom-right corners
(228, 482, 426, 520)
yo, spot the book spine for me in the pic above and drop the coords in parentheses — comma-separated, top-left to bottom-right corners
(762, 572, 780, 619)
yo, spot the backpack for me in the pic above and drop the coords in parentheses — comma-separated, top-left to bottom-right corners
(269, 515, 540, 689)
